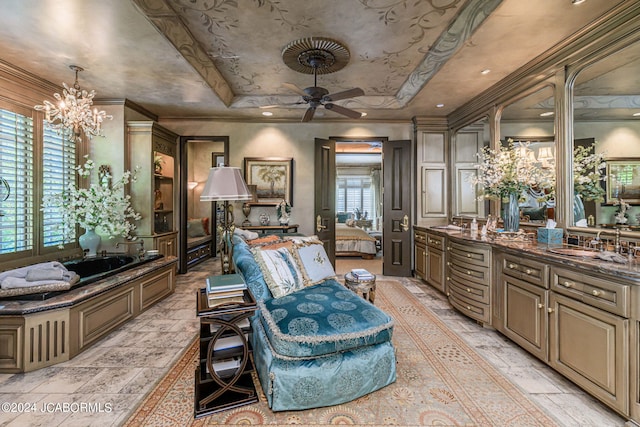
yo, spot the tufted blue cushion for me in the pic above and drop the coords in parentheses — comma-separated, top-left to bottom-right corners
(232, 235, 272, 302)
(258, 279, 394, 358)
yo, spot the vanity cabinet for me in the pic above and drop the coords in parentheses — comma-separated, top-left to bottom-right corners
(127, 121, 179, 258)
(446, 239, 492, 325)
(426, 233, 446, 293)
(414, 229, 427, 281)
(496, 252, 549, 361)
(549, 266, 630, 416)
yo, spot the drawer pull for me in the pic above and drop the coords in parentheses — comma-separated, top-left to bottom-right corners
(446, 277, 450, 281)
(466, 306, 471, 310)
(467, 271, 471, 275)
(447, 262, 450, 266)
(548, 308, 555, 313)
(525, 269, 532, 274)
(447, 247, 451, 250)
(467, 254, 472, 258)
(466, 288, 471, 293)
(447, 292, 450, 296)
(592, 289, 602, 296)
(563, 281, 574, 288)
(508, 263, 517, 269)
(537, 303, 544, 309)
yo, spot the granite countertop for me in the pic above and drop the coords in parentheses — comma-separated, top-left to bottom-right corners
(415, 225, 640, 284)
(0, 256, 178, 315)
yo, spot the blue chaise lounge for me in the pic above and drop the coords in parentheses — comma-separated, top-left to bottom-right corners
(232, 234, 396, 411)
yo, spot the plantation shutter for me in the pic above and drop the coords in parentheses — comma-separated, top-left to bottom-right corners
(42, 127, 76, 247)
(0, 110, 34, 254)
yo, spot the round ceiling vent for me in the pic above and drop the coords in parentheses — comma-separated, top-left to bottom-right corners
(282, 37, 350, 75)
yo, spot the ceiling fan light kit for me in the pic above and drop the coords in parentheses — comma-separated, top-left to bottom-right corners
(281, 37, 364, 122)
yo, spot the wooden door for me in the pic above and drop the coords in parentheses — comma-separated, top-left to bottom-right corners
(383, 140, 412, 276)
(314, 138, 336, 265)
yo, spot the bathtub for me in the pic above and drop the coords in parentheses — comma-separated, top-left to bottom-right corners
(64, 254, 162, 285)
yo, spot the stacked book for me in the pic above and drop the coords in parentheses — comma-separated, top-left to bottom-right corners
(351, 268, 374, 280)
(205, 273, 247, 307)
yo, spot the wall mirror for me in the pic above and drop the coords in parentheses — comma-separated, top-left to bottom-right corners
(572, 40, 640, 229)
(453, 116, 490, 219)
(499, 84, 556, 224)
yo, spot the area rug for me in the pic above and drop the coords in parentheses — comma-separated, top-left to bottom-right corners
(123, 279, 558, 426)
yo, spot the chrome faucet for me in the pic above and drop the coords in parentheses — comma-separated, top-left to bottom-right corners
(116, 238, 144, 257)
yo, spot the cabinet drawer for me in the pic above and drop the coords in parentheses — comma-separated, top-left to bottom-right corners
(500, 253, 548, 288)
(447, 240, 490, 268)
(551, 267, 630, 318)
(426, 233, 445, 250)
(449, 290, 490, 324)
(448, 259, 489, 286)
(414, 231, 427, 245)
(448, 275, 489, 304)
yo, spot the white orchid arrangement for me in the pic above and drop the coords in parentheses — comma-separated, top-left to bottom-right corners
(472, 139, 554, 202)
(42, 156, 142, 244)
(573, 144, 606, 202)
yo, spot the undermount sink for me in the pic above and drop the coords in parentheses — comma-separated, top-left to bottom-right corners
(547, 247, 599, 258)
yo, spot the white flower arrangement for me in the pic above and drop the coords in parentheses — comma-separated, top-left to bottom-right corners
(42, 156, 142, 244)
(573, 144, 606, 202)
(472, 139, 554, 201)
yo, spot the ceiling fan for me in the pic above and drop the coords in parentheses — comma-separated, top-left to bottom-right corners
(279, 37, 365, 122)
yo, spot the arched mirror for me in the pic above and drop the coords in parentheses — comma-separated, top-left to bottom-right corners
(572, 41, 640, 230)
(453, 116, 490, 219)
(499, 84, 556, 224)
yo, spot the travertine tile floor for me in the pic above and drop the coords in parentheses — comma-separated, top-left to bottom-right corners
(0, 257, 628, 426)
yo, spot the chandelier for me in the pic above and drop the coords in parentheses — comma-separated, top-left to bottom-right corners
(35, 65, 112, 143)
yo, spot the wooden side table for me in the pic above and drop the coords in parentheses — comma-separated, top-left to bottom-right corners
(344, 272, 376, 304)
(241, 224, 299, 234)
(194, 287, 258, 418)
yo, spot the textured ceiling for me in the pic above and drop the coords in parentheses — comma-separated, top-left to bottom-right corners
(0, 0, 631, 122)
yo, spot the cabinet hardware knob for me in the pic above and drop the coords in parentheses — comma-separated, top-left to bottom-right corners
(508, 263, 516, 269)
(548, 308, 554, 313)
(446, 277, 450, 281)
(447, 262, 450, 266)
(563, 281, 574, 288)
(538, 303, 544, 309)
(467, 254, 471, 258)
(592, 289, 602, 296)
(466, 288, 471, 293)
(466, 306, 471, 310)
(447, 247, 451, 250)
(447, 292, 450, 296)
(525, 269, 532, 274)
(467, 271, 471, 275)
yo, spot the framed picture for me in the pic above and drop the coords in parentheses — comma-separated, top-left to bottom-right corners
(212, 152, 225, 168)
(606, 159, 640, 204)
(244, 157, 293, 205)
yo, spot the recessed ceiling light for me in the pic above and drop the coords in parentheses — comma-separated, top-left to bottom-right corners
(436, 104, 445, 108)
(572, 0, 586, 5)
(540, 111, 554, 117)
(480, 69, 491, 75)
(262, 111, 273, 116)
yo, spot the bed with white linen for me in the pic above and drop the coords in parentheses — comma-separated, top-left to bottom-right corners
(335, 222, 378, 258)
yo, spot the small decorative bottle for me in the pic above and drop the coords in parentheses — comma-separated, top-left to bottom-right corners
(470, 217, 478, 236)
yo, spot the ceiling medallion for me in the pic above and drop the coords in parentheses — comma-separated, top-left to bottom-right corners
(282, 37, 350, 74)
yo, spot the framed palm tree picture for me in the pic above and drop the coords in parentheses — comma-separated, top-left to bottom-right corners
(244, 157, 293, 205)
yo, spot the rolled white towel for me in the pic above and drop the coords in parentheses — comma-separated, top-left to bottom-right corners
(26, 267, 64, 282)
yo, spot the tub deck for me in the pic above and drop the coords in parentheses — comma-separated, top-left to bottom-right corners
(0, 255, 178, 373)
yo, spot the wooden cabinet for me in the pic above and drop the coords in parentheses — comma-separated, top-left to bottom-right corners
(415, 126, 448, 219)
(127, 121, 179, 258)
(446, 239, 492, 325)
(497, 252, 549, 361)
(195, 288, 258, 418)
(549, 266, 629, 416)
(426, 233, 446, 293)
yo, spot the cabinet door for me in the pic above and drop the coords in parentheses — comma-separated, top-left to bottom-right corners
(414, 243, 427, 280)
(426, 248, 445, 293)
(502, 274, 547, 361)
(549, 292, 629, 415)
(157, 233, 177, 258)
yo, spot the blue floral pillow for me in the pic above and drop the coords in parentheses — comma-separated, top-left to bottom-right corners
(293, 243, 336, 285)
(251, 247, 305, 298)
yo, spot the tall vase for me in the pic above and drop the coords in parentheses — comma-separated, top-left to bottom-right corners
(502, 192, 520, 232)
(573, 192, 586, 224)
(79, 228, 101, 257)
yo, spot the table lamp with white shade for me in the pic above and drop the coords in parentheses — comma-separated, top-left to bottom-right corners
(200, 167, 252, 273)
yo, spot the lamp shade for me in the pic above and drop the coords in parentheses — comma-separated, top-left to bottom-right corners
(200, 167, 252, 202)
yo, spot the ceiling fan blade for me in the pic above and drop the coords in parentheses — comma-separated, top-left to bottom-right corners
(302, 107, 316, 122)
(282, 82, 308, 97)
(324, 103, 363, 119)
(323, 87, 364, 102)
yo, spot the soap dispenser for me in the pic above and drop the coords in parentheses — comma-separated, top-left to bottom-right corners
(470, 217, 478, 236)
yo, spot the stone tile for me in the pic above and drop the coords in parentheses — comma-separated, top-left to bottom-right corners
(75, 367, 144, 395)
(30, 367, 95, 394)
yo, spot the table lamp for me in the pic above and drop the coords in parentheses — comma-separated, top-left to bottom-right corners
(200, 167, 252, 273)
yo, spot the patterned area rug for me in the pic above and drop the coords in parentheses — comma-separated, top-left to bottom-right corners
(123, 279, 558, 426)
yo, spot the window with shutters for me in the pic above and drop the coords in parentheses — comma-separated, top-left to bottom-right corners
(336, 176, 372, 216)
(0, 106, 76, 258)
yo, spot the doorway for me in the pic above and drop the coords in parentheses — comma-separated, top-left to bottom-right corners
(334, 140, 383, 275)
